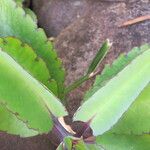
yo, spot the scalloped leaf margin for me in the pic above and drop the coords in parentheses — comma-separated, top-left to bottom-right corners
(84, 44, 150, 100)
(0, 37, 58, 95)
(74, 48, 150, 136)
(0, 48, 67, 134)
(0, 0, 65, 97)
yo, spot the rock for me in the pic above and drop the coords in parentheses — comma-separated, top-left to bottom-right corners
(55, 0, 150, 115)
(32, 0, 89, 37)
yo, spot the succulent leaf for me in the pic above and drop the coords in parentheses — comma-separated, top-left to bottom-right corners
(64, 137, 73, 150)
(0, 37, 58, 95)
(0, 103, 38, 137)
(96, 83, 150, 149)
(0, 0, 65, 97)
(74, 140, 104, 150)
(0, 49, 67, 135)
(74, 48, 150, 136)
(56, 142, 64, 150)
(87, 39, 111, 75)
(24, 8, 38, 23)
(109, 84, 150, 135)
(85, 44, 150, 100)
(97, 133, 150, 150)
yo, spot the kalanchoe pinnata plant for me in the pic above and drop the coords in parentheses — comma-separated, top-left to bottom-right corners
(0, 0, 150, 150)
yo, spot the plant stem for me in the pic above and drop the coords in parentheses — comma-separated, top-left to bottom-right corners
(64, 40, 112, 96)
(64, 75, 89, 95)
(64, 71, 101, 96)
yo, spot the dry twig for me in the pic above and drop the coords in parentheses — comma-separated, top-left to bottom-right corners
(120, 15, 150, 27)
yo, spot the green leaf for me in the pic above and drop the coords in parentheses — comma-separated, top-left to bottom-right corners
(58, 138, 104, 150)
(64, 40, 111, 95)
(74, 49, 150, 136)
(75, 45, 150, 150)
(96, 133, 150, 150)
(74, 140, 89, 150)
(96, 84, 150, 150)
(15, 0, 24, 2)
(85, 44, 150, 100)
(110, 84, 150, 135)
(0, 103, 38, 137)
(24, 8, 38, 23)
(56, 143, 64, 150)
(74, 140, 104, 150)
(14, 0, 24, 7)
(64, 137, 73, 150)
(87, 39, 112, 75)
(0, 0, 65, 97)
(86, 144, 104, 150)
(0, 37, 57, 96)
(0, 49, 67, 135)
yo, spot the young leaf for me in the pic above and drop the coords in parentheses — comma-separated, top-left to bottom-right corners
(85, 44, 150, 100)
(64, 40, 111, 95)
(86, 144, 104, 150)
(0, 104, 38, 137)
(74, 49, 150, 136)
(96, 133, 150, 150)
(56, 142, 64, 150)
(15, 0, 24, 3)
(74, 140, 89, 150)
(14, 0, 24, 7)
(0, 37, 58, 96)
(64, 137, 73, 150)
(0, 49, 67, 134)
(0, 0, 65, 97)
(74, 140, 104, 150)
(24, 8, 38, 23)
(87, 39, 112, 75)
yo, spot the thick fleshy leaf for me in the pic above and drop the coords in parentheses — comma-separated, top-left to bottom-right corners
(0, 0, 65, 97)
(57, 138, 104, 150)
(96, 84, 150, 149)
(0, 37, 57, 95)
(15, 0, 24, 5)
(74, 140, 89, 150)
(56, 142, 64, 150)
(109, 84, 150, 135)
(0, 104, 38, 137)
(96, 133, 150, 150)
(85, 44, 150, 100)
(74, 49, 150, 136)
(86, 144, 104, 150)
(74, 140, 104, 150)
(64, 137, 73, 150)
(15, 0, 24, 2)
(0, 49, 67, 135)
(24, 8, 37, 23)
